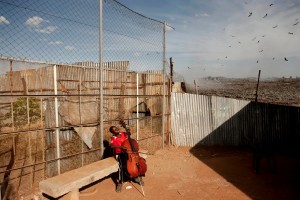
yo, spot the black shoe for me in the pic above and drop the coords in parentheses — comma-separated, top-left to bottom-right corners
(116, 183, 122, 192)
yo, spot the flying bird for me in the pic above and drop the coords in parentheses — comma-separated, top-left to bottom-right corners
(293, 21, 299, 26)
(230, 35, 236, 37)
(248, 12, 252, 17)
(238, 41, 241, 44)
(270, 4, 274, 6)
(262, 35, 266, 37)
(257, 40, 260, 43)
(284, 57, 288, 61)
(259, 50, 263, 52)
(225, 56, 228, 59)
(257, 60, 259, 63)
(288, 32, 294, 34)
(263, 13, 268, 18)
(273, 25, 278, 28)
(272, 57, 275, 60)
(187, 66, 191, 69)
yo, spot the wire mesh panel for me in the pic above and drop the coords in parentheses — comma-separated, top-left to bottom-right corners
(101, 0, 167, 152)
(103, 0, 164, 72)
(0, 0, 99, 63)
(0, 0, 169, 199)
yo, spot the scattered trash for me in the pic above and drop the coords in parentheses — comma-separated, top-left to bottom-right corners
(126, 186, 132, 190)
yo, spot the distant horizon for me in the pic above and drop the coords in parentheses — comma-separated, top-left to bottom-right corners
(174, 73, 300, 84)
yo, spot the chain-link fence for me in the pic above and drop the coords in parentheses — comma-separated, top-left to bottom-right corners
(0, 0, 171, 199)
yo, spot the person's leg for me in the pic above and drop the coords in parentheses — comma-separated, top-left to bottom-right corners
(133, 176, 144, 186)
(115, 155, 123, 192)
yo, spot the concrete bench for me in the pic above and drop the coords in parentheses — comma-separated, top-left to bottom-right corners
(39, 157, 118, 200)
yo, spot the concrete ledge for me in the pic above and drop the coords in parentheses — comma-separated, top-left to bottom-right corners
(39, 157, 118, 199)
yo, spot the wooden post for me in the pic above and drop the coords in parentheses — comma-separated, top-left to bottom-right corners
(39, 69, 43, 127)
(170, 57, 173, 93)
(9, 60, 14, 130)
(169, 57, 174, 146)
(255, 70, 261, 103)
(194, 80, 198, 95)
(79, 73, 83, 167)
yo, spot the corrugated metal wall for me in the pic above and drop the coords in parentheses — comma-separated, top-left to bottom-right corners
(171, 93, 300, 148)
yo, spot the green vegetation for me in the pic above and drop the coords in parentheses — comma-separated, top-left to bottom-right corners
(5, 97, 41, 128)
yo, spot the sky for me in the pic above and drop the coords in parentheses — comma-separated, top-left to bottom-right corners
(122, 0, 300, 80)
(0, 0, 300, 81)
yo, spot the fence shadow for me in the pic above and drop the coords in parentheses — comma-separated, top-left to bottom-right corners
(190, 102, 300, 200)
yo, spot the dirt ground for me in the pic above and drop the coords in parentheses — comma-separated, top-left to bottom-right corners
(79, 145, 300, 200)
(187, 77, 300, 107)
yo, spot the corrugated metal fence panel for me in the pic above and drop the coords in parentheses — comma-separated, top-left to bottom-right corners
(208, 96, 250, 146)
(171, 93, 250, 147)
(172, 93, 300, 147)
(171, 93, 213, 146)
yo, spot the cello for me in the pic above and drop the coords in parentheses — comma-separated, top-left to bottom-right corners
(119, 119, 147, 179)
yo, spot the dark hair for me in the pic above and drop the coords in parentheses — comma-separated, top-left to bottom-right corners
(109, 126, 116, 133)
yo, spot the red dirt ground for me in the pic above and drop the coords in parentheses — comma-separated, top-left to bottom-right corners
(79, 145, 300, 200)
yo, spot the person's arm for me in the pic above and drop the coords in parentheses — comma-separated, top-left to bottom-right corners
(109, 144, 127, 150)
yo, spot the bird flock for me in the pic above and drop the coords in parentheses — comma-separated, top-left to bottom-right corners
(187, 2, 299, 71)
(218, 2, 299, 66)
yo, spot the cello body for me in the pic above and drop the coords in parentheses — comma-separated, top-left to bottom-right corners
(120, 119, 147, 178)
(122, 139, 147, 178)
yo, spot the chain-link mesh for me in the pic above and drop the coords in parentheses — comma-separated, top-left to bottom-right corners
(0, 0, 165, 72)
(1, 1, 169, 198)
(0, 0, 99, 63)
(103, 0, 164, 72)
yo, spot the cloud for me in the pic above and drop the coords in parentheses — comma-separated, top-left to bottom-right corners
(35, 26, 57, 34)
(200, 13, 210, 17)
(25, 16, 43, 27)
(25, 16, 57, 34)
(0, 16, 10, 25)
(65, 45, 75, 51)
(49, 41, 63, 45)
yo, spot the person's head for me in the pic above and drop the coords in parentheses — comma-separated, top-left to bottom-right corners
(109, 126, 119, 135)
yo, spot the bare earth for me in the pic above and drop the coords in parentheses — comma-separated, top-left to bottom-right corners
(79, 146, 300, 200)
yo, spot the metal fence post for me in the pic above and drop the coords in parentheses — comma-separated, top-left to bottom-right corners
(99, 0, 104, 156)
(53, 65, 60, 174)
(162, 21, 167, 149)
(136, 73, 139, 140)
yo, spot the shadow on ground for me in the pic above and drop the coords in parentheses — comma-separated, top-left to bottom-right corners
(189, 102, 300, 200)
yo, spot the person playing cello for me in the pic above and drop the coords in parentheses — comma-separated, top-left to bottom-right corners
(109, 125, 144, 192)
